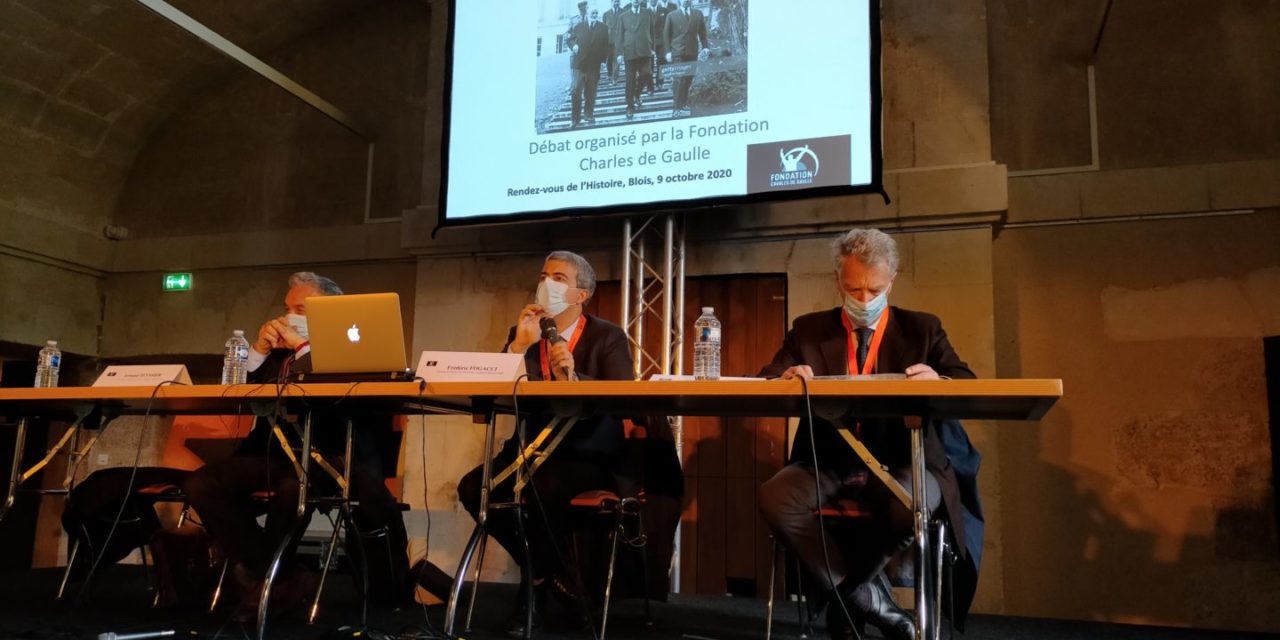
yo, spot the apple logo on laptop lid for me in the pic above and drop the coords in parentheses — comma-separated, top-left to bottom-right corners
(347, 323, 361, 343)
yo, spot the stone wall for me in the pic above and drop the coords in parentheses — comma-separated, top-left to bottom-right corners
(993, 213, 1280, 630)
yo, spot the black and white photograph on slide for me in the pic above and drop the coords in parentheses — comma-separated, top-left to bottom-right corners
(534, 0, 748, 134)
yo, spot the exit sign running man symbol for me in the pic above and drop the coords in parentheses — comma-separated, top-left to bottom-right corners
(163, 273, 193, 291)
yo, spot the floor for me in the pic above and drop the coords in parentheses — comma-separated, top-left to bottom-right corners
(0, 568, 1275, 640)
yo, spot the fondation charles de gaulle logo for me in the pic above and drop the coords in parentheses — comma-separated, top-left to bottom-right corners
(747, 134, 851, 193)
(772, 145, 822, 187)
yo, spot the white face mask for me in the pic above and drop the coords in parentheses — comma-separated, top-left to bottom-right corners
(843, 290, 888, 327)
(535, 278, 577, 317)
(286, 313, 309, 340)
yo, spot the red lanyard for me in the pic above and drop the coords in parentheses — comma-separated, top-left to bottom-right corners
(841, 307, 890, 375)
(539, 316, 587, 379)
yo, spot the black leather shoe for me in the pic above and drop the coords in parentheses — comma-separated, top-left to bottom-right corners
(840, 578, 916, 640)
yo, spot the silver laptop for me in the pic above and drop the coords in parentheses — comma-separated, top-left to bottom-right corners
(304, 293, 408, 374)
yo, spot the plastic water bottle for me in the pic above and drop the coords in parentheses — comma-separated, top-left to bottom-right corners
(221, 330, 250, 385)
(693, 307, 721, 380)
(34, 340, 61, 388)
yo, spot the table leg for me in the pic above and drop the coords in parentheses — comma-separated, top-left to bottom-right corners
(512, 415, 534, 640)
(297, 412, 312, 518)
(445, 408, 497, 635)
(908, 417, 931, 640)
(1, 417, 28, 522)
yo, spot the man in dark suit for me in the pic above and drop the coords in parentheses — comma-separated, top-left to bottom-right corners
(457, 251, 636, 636)
(569, 8, 611, 127)
(616, 1, 655, 119)
(644, 0, 671, 93)
(664, 0, 709, 115)
(602, 0, 624, 83)
(184, 272, 411, 621)
(757, 229, 979, 640)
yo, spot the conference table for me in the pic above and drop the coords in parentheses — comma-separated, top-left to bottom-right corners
(0, 378, 1062, 640)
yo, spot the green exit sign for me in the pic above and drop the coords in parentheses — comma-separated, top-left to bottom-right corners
(163, 272, 193, 291)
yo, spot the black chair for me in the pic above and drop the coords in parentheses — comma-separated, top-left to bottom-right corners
(58, 466, 194, 605)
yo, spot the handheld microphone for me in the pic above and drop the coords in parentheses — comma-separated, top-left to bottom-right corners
(539, 317, 565, 344)
(538, 317, 571, 379)
(98, 630, 176, 640)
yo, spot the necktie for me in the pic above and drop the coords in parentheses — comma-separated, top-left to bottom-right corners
(855, 327, 874, 373)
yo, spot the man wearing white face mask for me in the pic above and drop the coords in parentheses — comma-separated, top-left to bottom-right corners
(184, 271, 413, 621)
(243, 271, 335, 375)
(457, 250, 638, 636)
(756, 229, 979, 640)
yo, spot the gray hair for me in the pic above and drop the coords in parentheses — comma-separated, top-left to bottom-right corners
(831, 228, 899, 273)
(287, 271, 344, 296)
(545, 250, 596, 295)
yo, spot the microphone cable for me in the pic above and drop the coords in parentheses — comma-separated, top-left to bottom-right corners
(76, 379, 187, 605)
(798, 375, 862, 640)
(409, 375, 450, 639)
(509, 373, 602, 640)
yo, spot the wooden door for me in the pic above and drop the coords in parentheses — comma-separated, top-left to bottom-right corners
(588, 274, 789, 597)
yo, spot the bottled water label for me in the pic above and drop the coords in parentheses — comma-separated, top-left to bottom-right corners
(700, 327, 720, 342)
(35, 341, 61, 388)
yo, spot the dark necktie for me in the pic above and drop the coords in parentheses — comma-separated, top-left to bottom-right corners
(855, 327, 874, 373)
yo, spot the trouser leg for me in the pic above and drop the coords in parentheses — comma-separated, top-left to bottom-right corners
(184, 456, 301, 575)
(758, 464, 848, 591)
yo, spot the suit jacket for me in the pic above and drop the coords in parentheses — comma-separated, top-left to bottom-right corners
(571, 20, 612, 71)
(759, 306, 983, 626)
(649, 3, 671, 53)
(617, 5, 655, 60)
(502, 313, 633, 455)
(664, 6, 709, 58)
(235, 348, 389, 478)
(603, 7, 623, 49)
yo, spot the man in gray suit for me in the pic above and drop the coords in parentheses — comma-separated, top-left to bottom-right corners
(664, 0, 709, 116)
(602, 0, 624, 82)
(644, 0, 672, 93)
(570, 8, 611, 127)
(616, 1, 655, 120)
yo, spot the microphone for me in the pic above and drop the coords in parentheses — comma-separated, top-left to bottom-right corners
(98, 630, 176, 640)
(538, 317, 572, 379)
(539, 317, 565, 344)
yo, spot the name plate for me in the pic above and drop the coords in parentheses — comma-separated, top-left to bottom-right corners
(416, 351, 526, 383)
(93, 364, 192, 387)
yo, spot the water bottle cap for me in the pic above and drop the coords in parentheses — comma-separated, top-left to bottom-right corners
(701, 307, 713, 313)
(46, 340, 57, 347)
(232, 330, 245, 337)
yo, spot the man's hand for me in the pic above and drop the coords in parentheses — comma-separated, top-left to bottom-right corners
(617, 55, 624, 66)
(665, 51, 672, 63)
(253, 319, 283, 355)
(905, 364, 940, 380)
(547, 341, 576, 380)
(779, 365, 814, 381)
(269, 318, 307, 350)
(572, 44, 580, 54)
(509, 304, 546, 354)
